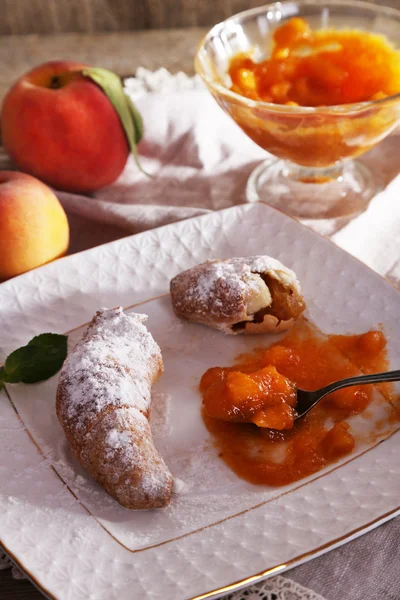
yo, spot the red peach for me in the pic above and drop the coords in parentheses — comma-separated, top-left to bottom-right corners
(0, 61, 129, 193)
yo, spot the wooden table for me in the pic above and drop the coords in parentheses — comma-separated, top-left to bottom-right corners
(0, 27, 206, 600)
(0, 28, 206, 103)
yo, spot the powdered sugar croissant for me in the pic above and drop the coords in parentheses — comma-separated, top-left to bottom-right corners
(56, 307, 172, 509)
(170, 256, 306, 335)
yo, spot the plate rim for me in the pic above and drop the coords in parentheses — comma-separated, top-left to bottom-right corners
(2, 505, 400, 600)
(1, 201, 400, 600)
(1, 200, 399, 302)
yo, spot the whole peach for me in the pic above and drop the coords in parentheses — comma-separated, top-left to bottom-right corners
(0, 171, 69, 280)
(0, 61, 129, 193)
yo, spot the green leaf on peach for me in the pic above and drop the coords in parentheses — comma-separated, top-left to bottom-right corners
(82, 67, 148, 175)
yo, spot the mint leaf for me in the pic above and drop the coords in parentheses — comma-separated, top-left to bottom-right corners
(28, 333, 67, 353)
(4, 346, 42, 383)
(2, 333, 68, 385)
(82, 67, 149, 175)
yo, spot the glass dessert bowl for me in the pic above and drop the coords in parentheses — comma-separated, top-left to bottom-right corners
(195, 0, 400, 221)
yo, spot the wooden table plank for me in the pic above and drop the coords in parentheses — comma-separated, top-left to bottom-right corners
(0, 27, 207, 103)
(2, 0, 400, 35)
(0, 565, 44, 600)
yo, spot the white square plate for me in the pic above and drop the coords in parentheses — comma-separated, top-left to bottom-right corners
(1, 202, 399, 600)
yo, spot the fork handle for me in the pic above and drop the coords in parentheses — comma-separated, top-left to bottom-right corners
(318, 369, 400, 398)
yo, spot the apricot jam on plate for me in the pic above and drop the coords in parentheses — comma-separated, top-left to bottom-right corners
(200, 320, 398, 487)
(229, 17, 400, 106)
(201, 365, 297, 430)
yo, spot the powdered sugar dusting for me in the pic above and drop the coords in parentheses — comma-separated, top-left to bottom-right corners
(183, 260, 248, 315)
(59, 308, 162, 436)
(150, 392, 172, 440)
(106, 428, 132, 451)
(56, 307, 173, 508)
(202, 256, 301, 300)
(86, 407, 171, 504)
(170, 256, 302, 330)
(172, 477, 188, 494)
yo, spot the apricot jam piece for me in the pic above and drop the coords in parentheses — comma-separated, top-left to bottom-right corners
(262, 345, 300, 370)
(357, 331, 386, 355)
(330, 386, 370, 413)
(322, 422, 355, 460)
(226, 371, 262, 407)
(272, 17, 311, 50)
(202, 365, 296, 428)
(330, 330, 390, 401)
(228, 17, 400, 106)
(199, 367, 227, 393)
(252, 402, 295, 430)
(250, 365, 297, 407)
(202, 371, 260, 421)
(202, 377, 237, 421)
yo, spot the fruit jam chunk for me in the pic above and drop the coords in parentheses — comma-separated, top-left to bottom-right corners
(229, 17, 400, 106)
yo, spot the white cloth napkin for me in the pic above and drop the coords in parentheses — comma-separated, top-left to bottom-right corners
(56, 68, 400, 291)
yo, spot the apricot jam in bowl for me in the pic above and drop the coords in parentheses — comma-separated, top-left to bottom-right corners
(195, 0, 400, 221)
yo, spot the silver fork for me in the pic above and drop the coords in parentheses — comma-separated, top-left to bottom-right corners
(295, 369, 400, 420)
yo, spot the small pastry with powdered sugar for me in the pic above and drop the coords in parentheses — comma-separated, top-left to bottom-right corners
(170, 256, 306, 335)
(56, 307, 172, 510)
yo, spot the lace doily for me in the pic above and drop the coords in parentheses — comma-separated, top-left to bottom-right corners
(0, 67, 327, 600)
(226, 575, 326, 600)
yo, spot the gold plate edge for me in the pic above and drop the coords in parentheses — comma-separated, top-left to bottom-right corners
(1, 201, 399, 599)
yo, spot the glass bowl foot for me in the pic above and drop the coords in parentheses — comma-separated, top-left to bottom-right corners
(246, 158, 380, 221)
